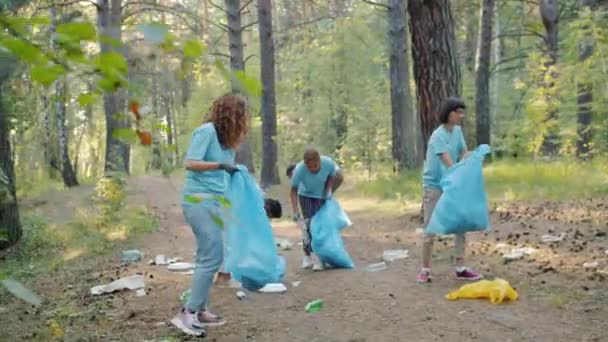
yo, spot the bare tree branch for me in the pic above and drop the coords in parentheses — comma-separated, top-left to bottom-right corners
(239, 0, 255, 13)
(37, 0, 100, 10)
(209, 0, 229, 15)
(275, 15, 335, 33)
(208, 52, 231, 58)
(241, 20, 258, 31)
(361, 0, 390, 9)
(244, 53, 256, 65)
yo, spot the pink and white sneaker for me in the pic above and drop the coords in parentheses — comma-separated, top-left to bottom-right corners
(170, 309, 206, 337)
(416, 269, 432, 283)
(194, 310, 227, 328)
(455, 268, 483, 281)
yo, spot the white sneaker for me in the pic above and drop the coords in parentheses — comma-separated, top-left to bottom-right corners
(301, 256, 313, 269)
(312, 254, 325, 271)
(170, 310, 206, 337)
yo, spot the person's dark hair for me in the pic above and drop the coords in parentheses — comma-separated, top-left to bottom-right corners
(205, 93, 249, 149)
(286, 164, 296, 178)
(439, 97, 466, 124)
(264, 198, 282, 219)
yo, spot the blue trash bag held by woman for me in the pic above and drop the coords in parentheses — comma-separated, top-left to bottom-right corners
(224, 166, 286, 291)
(311, 198, 354, 269)
(426, 144, 491, 235)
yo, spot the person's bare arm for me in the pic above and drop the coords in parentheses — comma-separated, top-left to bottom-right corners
(290, 187, 300, 220)
(184, 160, 220, 172)
(324, 176, 335, 199)
(440, 152, 454, 168)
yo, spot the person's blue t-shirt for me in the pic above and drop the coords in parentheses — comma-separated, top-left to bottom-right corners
(422, 125, 467, 190)
(182, 123, 235, 197)
(291, 156, 337, 199)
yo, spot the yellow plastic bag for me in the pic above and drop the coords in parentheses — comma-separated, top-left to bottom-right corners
(445, 278, 518, 304)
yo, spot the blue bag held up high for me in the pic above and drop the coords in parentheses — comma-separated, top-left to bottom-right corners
(426, 144, 491, 235)
(224, 166, 286, 291)
(311, 198, 354, 269)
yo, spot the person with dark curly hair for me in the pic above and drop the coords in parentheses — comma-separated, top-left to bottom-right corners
(170, 94, 248, 337)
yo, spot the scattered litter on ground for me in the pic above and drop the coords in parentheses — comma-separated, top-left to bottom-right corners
(259, 283, 287, 293)
(135, 288, 147, 297)
(541, 233, 565, 243)
(415, 228, 424, 235)
(185, 270, 194, 276)
(503, 247, 536, 261)
(291, 281, 301, 288)
(154, 322, 166, 327)
(365, 262, 387, 272)
(155, 255, 168, 265)
(0, 278, 42, 306)
(147, 260, 155, 265)
(167, 257, 183, 264)
(445, 278, 518, 304)
(382, 249, 409, 262)
(121, 250, 144, 264)
(167, 262, 194, 272)
(305, 299, 324, 313)
(604, 249, 608, 256)
(90, 275, 145, 296)
(236, 291, 247, 300)
(583, 261, 599, 269)
(276, 238, 294, 251)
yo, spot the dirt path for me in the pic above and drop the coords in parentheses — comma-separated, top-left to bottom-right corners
(4, 174, 606, 342)
(102, 175, 605, 342)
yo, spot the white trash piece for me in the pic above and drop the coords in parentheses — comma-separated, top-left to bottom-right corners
(155, 255, 168, 266)
(167, 262, 194, 272)
(382, 250, 409, 262)
(541, 233, 565, 243)
(365, 262, 387, 272)
(415, 228, 424, 235)
(276, 238, 294, 251)
(167, 257, 183, 264)
(503, 247, 536, 261)
(583, 261, 599, 269)
(90, 275, 145, 296)
(291, 281, 301, 288)
(236, 291, 247, 300)
(259, 283, 287, 293)
(135, 288, 147, 297)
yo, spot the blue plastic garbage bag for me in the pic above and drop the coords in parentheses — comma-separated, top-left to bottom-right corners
(311, 198, 354, 269)
(426, 144, 491, 235)
(224, 165, 286, 291)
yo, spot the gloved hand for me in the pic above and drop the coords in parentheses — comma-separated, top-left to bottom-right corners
(292, 212, 302, 222)
(218, 163, 239, 175)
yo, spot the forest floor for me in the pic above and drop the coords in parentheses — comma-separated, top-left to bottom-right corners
(1, 173, 608, 342)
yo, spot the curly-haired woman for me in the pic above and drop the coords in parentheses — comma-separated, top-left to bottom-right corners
(170, 94, 248, 337)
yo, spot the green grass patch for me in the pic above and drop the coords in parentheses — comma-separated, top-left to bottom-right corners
(357, 158, 608, 202)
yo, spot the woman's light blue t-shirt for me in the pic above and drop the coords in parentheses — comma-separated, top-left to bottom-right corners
(291, 156, 337, 199)
(422, 125, 467, 190)
(182, 123, 235, 197)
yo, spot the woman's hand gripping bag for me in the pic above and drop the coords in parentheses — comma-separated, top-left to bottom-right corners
(426, 144, 491, 235)
(224, 166, 286, 291)
(310, 198, 354, 269)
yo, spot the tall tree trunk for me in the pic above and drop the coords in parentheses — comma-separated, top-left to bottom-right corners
(98, 0, 130, 174)
(539, 0, 560, 155)
(55, 79, 79, 186)
(388, 0, 418, 171)
(491, 0, 501, 121)
(41, 93, 60, 178)
(474, 0, 494, 146)
(151, 63, 162, 169)
(0, 73, 21, 246)
(226, 0, 255, 173)
(576, 0, 596, 159)
(463, 2, 478, 73)
(258, 0, 280, 187)
(408, 0, 462, 150)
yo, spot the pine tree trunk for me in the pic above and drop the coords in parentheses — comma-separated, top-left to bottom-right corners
(576, 0, 595, 159)
(98, 0, 130, 174)
(539, 0, 560, 156)
(226, 0, 255, 173)
(474, 0, 494, 146)
(0, 74, 22, 246)
(55, 79, 79, 187)
(258, 0, 280, 187)
(408, 0, 462, 151)
(388, 0, 418, 171)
